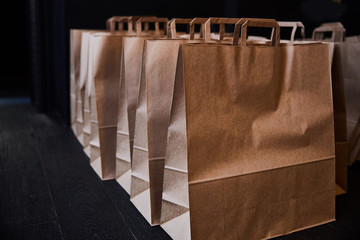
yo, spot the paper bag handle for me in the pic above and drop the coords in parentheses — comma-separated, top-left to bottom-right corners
(167, 18, 193, 38)
(136, 17, 168, 36)
(204, 17, 241, 41)
(106, 16, 134, 32)
(189, 18, 209, 40)
(129, 16, 157, 32)
(276, 21, 305, 42)
(106, 16, 124, 31)
(106, 16, 118, 30)
(233, 18, 280, 46)
(312, 22, 345, 42)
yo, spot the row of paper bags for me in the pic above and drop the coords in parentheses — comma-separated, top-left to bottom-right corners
(70, 17, 360, 239)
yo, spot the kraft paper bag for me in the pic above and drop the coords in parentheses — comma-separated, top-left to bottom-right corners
(84, 30, 102, 157)
(71, 29, 106, 146)
(160, 18, 335, 240)
(116, 17, 168, 193)
(226, 20, 348, 194)
(87, 33, 124, 179)
(130, 38, 193, 226)
(75, 30, 93, 146)
(77, 30, 114, 147)
(273, 22, 348, 194)
(341, 35, 360, 164)
(80, 16, 164, 185)
(87, 17, 139, 180)
(330, 41, 348, 194)
(82, 31, 97, 157)
(72, 16, 128, 149)
(313, 25, 360, 165)
(73, 17, 158, 178)
(312, 23, 349, 193)
(77, 30, 106, 152)
(130, 17, 238, 226)
(70, 30, 83, 138)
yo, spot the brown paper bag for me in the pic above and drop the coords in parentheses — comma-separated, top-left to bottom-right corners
(75, 30, 112, 147)
(72, 16, 129, 150)
(88, 17, 138, 180)
(78, 17, 159, 179)
(78, 31, 105, 151)
(160, 18, 335, 240)
(83, 30, 107, 157)
(312, 23, 348, 193)
(81, 30, 112, 152)
(115, 17, 168, 193)
(252, 21, 348, 194)
(70, 30, 83, 138)
(87, 33, 122, 179)
(130, 17, 224, 225)
(222, 21, 348, 195)
(76, 31, 93, 147)
(340, 35, 360, 164)
(80, 16, 160, 181)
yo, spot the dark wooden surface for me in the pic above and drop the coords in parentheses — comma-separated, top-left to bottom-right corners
(0, 104, 359, 240)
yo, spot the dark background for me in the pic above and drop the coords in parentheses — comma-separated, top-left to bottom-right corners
(2, 0, 360, 125)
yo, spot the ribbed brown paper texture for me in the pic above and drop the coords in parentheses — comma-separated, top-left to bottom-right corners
(88, 33, 124, 180)
(328, 42, 348, 193)
(117, 34, 167, 194)
(70, 30, 83, 138)
(160, 42, 335, 240)
(130, 39, 202, 225)
(341, 36, 360, 165)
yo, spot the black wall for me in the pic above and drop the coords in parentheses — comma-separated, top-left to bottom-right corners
(20, 0, 360, 125)
(27, 0, 68, 123)
(68, 0, 360, 36)
(1, 0, 29, 98)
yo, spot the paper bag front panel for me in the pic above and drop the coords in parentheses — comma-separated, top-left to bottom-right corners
(161, 42, 335, 239)
(89, 34, 123, 180)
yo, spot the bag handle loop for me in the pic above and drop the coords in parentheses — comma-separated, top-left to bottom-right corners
(204, 18, 241, 41)
(136, 17, 169, 36)
(312, 22, 345, 42)
(167, 18, 193, 38)
(189, 18, 209, 40)
(276, 21, 305, 42)
(106, 16, 135, 32)
(232, 18, 280, 46)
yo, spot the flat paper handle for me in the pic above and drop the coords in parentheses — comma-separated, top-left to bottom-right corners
(233, 18, 280, 46)
(106, 16, 117, 30)
(136, 17, 168, 36)
(106, 16, 134, 32)
(167, 18, 193, 38)
(276, 21, 305, 42)
(189, 18, 209, 40)
(129, 16, 157, 32)
(106, 16, 124, 31)
(312, 22, 345, 42)
(204, 17, 241, 41)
